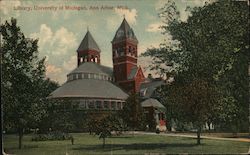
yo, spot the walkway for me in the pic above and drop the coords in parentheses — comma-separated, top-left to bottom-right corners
(126, 131, 250, 143)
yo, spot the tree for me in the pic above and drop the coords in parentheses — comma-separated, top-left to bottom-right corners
(121, 93, 146, 131)
(1, 18, 47, 149)
(96, 117, 112, 148)
(142, 0, 249, 144)
(32, 78, 59, 133)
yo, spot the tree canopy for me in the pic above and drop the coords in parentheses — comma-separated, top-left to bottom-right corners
(142, 0, 249, 144)
(1, 18, 58, 149)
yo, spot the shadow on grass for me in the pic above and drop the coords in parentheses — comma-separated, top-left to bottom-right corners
(72, 143, 198, 152)
(109, 136, 133, 139)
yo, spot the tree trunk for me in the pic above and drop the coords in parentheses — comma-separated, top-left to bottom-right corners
(18, 128, 23, 149)
(197, 127, 201, 145)
(102, 138, 105, 148)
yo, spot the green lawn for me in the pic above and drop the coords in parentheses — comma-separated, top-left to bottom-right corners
(4, 133, 249, 155)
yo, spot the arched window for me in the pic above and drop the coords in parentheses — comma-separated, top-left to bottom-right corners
(90, 55, 95, 62)
(128, 46, 132, 55)
(113, 49, 117, 57)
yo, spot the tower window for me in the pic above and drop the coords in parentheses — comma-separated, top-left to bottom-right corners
(113, 49, 118, 57)
(91, 55, 94, 62)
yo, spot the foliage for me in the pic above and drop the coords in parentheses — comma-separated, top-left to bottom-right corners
(96, 117, 112, 148)
(31, 131, 72, 141)
(142, 0, 249, 144)
(121, 93, 146, 131)
(0, 18, 53, 149)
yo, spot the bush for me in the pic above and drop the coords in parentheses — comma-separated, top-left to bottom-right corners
(156, 128, 160, 134)
(32, 131, 72, 141)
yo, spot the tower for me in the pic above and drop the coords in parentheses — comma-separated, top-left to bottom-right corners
(112, 18, 145, 93)
(77, 30, 101, 66)
(112, 18, 138, 82)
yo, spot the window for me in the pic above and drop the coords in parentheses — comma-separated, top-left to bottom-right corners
(96, 101, 102, 109)
(83, 73, 88, 79)
(88, 100, 95, 109)
(128, 46, 132, 55)
(69, 75, 73, 81)
(140, 88, 147, 97)
(90, 73, 94, 79)
(113, 49, 117, 57)
(78, 73, 82, 79)
(117, 102, 121, 110)
(121, 102, 125, 109)
(103, 101, 109, 109)
(118, 47, 125, 56)
(73, 74, 77, 80)
(98, 74, 102, 80)
(79, 100, 86, 109)
(85, 100, 89, 109)
(111, 101, 116, 110)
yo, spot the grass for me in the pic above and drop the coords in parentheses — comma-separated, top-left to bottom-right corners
(3, 133, 249, 155)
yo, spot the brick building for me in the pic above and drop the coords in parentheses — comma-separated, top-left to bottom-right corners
(49, 18, 166, 131)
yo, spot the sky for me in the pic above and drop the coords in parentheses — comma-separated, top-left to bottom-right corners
(0, 0, 208, 84)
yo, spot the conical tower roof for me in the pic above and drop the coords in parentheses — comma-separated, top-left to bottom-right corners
(77, 30, 101, 52)
(112, 18, 138, 43)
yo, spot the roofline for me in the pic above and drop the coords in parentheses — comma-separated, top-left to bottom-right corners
(111, 38, 138, 44)
(48, 95, 128, 100)
(77, 48, 101, 52)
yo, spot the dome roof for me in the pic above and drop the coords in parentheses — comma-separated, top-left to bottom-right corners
(48, 78, 128, 100)
(69, 62, 112, 77)
(49, 62, 128, 100)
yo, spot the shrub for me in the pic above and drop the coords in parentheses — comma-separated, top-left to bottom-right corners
(32, 131, 72, 141)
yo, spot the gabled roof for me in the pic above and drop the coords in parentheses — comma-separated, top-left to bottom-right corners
(127, 66, 145, 80)
(141, 98, 165, 109)
(140, 79, 165, 98)
(128, 66, 138, 80)
(69, 62, 112, 77)
(112, 18, 138, 43)
(77, 30, 101, 52)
